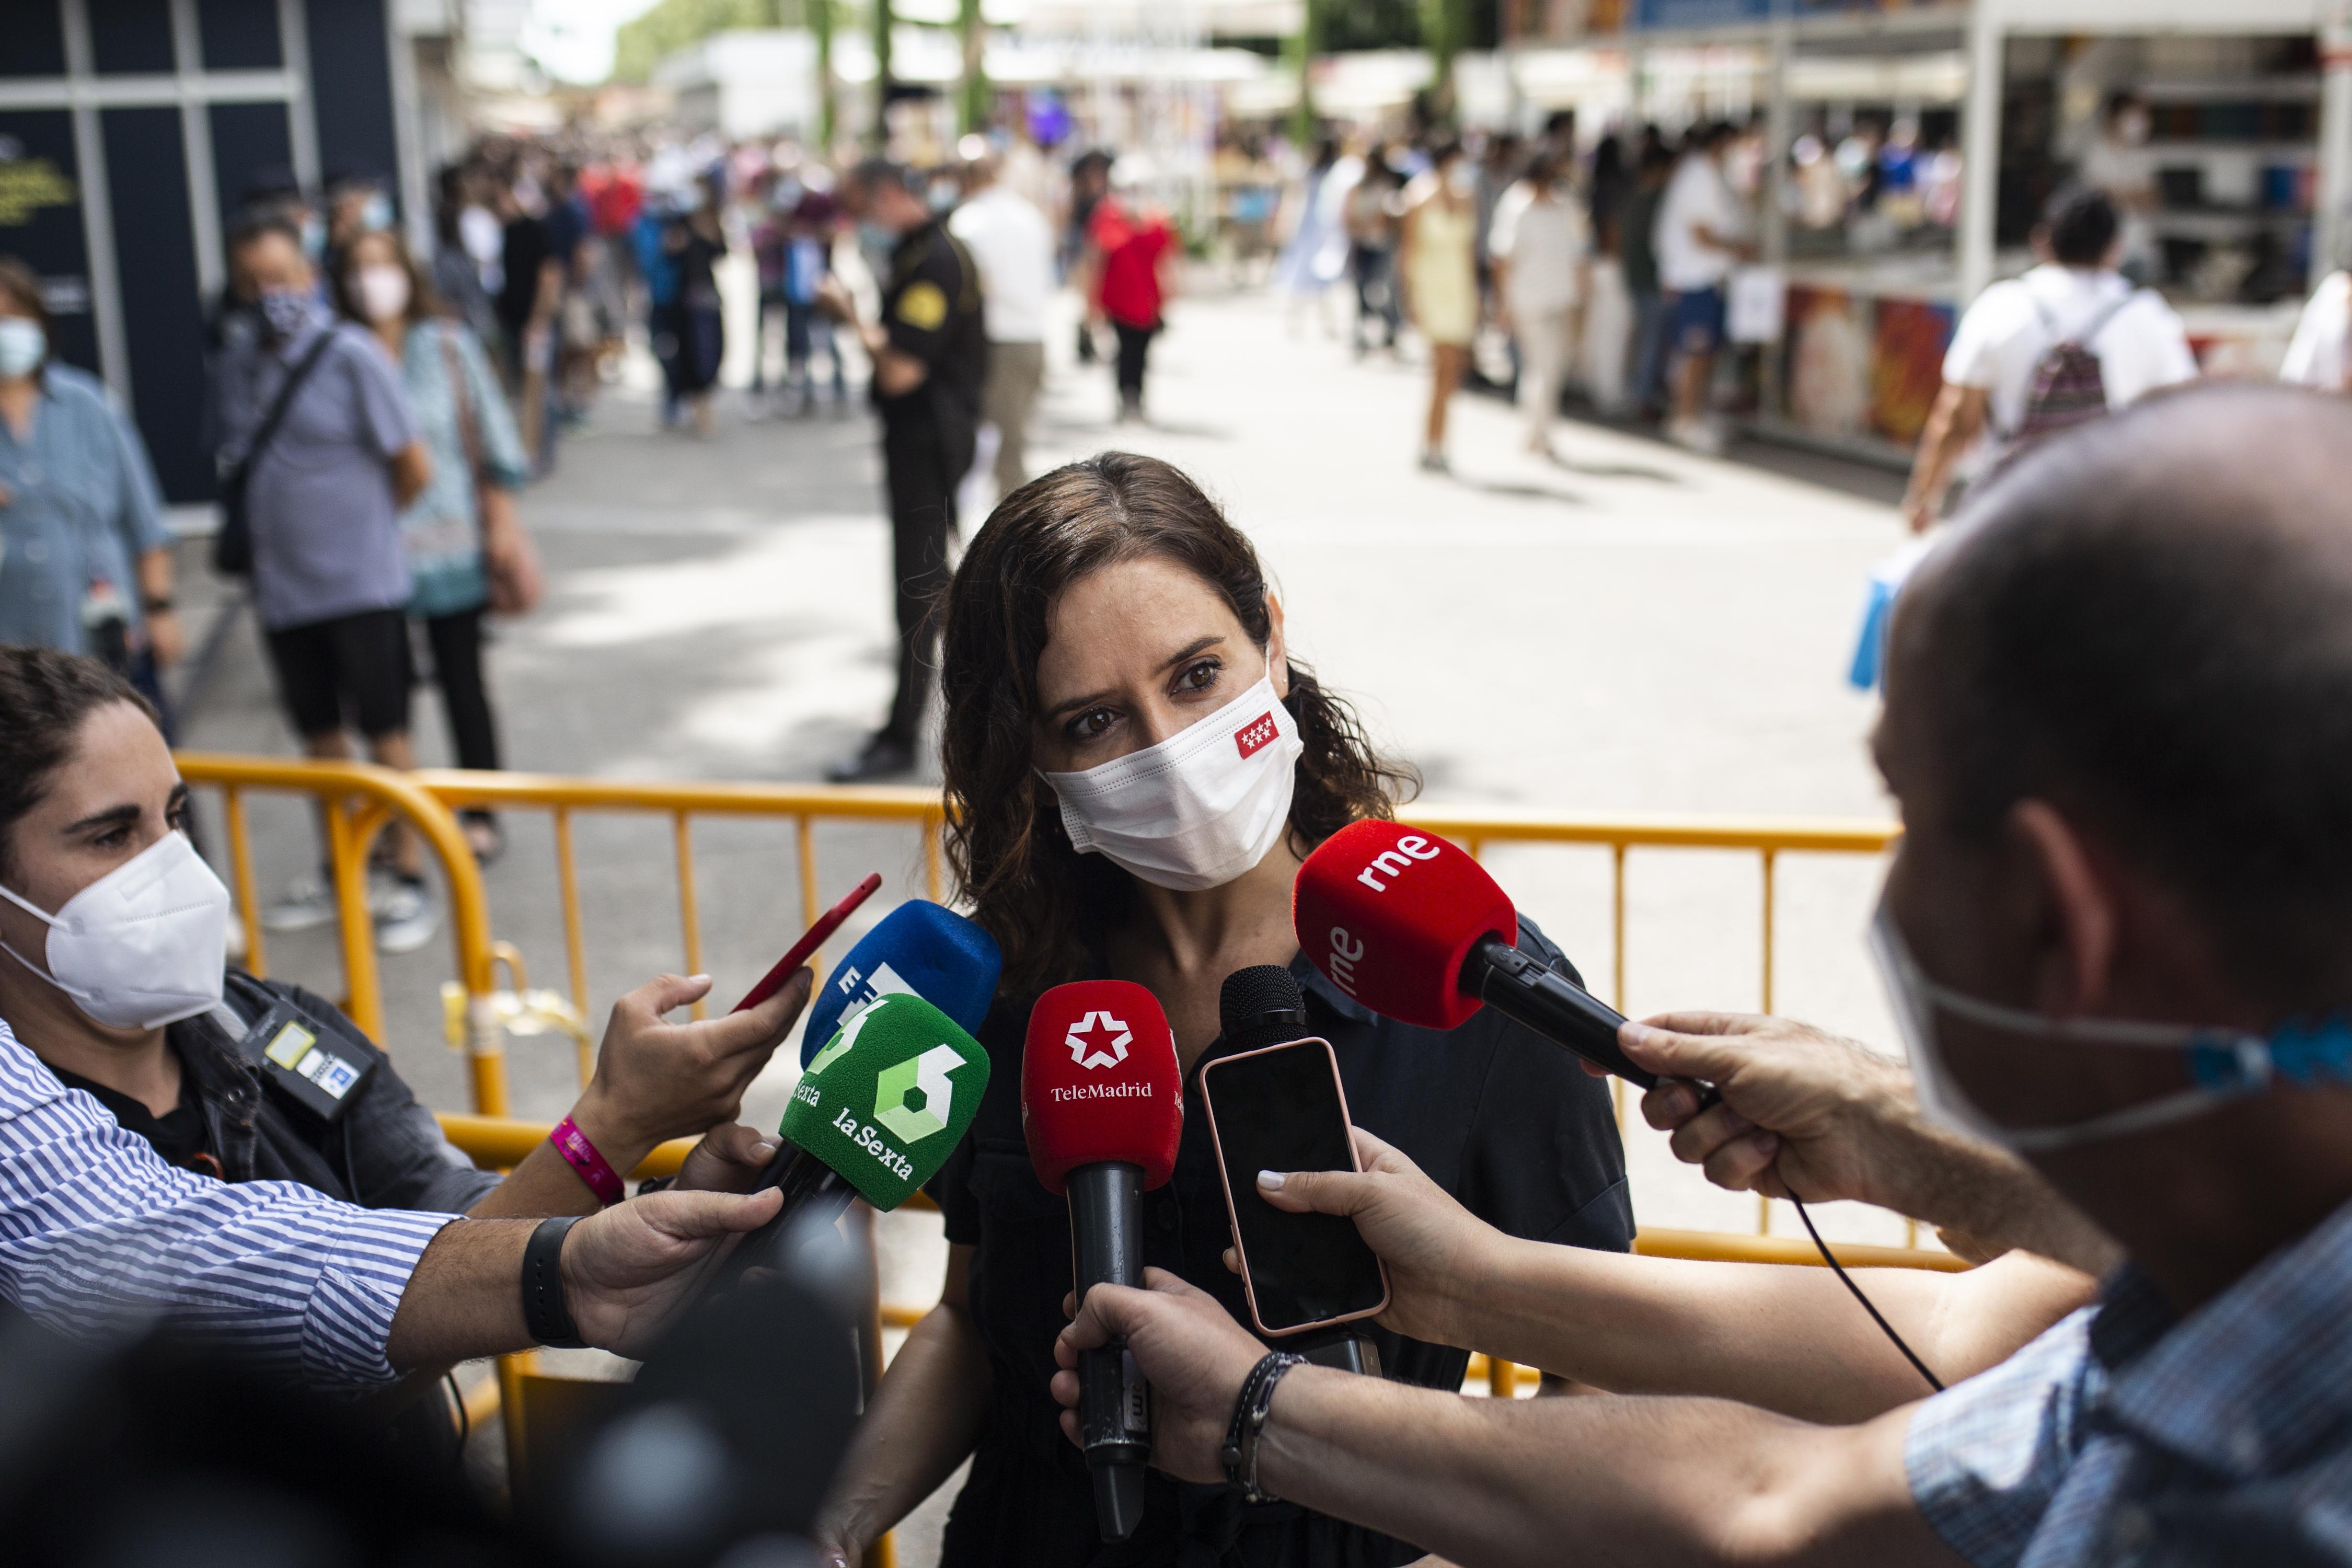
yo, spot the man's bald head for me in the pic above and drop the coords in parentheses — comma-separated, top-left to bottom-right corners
(1893, 383, 2352, 1003)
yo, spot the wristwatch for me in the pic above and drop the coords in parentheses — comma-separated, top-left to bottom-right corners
(522, 1215, 586, 1349)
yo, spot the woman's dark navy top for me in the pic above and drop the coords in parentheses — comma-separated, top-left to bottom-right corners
(930, 917, 1633, 1568)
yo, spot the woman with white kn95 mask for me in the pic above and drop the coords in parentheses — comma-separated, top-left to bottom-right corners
(809, 452, 1632, 1568)
(0, 648, 816, 1459)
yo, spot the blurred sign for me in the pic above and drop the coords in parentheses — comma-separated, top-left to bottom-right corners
(1728, 266, 1785, 343)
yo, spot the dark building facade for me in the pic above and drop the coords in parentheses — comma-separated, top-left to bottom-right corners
(1, 0, 409, 505)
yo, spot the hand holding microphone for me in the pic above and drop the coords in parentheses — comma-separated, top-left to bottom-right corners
(1294, 822, 1951, 1392)
(711, 901, 1005, 1287)
(1023, 980, 1183, 1543)
(713, 991, 991, 1290)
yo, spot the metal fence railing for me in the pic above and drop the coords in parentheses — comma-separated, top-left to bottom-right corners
(173, 753, 1924, 1425)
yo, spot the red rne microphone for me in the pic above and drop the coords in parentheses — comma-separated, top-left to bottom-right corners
(1293, 820, 1661, 1087)
(1021, 981, 1181, 1544)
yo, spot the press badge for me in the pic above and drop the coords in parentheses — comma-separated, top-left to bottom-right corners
(233, 999, 375, 1122)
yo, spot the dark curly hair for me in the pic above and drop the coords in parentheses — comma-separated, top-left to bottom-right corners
(0, 648, 157, 882)
(940, 453, 1419, 995)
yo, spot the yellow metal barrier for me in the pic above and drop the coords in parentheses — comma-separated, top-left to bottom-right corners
(177, 754, 510, 1113)
(189, 755, 1926, 1524)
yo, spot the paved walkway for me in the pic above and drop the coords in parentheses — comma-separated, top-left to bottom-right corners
(179, 281, 1920, 1561)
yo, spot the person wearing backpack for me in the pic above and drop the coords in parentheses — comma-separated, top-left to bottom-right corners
(1899, 186, 2196, 533)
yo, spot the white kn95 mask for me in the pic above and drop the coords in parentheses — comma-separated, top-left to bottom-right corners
(0, 832, 231, 1030)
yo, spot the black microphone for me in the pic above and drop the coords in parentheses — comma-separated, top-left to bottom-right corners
(1022, 981, 1185, 1542)
(1216, 966, 1383, 1379)
(1218, 964, 1311, 1054)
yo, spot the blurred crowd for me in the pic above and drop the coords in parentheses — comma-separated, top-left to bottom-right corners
(12, 103, 2352, 945)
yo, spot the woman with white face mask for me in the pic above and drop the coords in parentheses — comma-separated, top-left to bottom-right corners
(0, 648, 813, 1441)
(810, 454, 1632, 1568)
(336, 229, 539, 864)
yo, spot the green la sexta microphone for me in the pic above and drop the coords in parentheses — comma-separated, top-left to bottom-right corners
(746, 991, 991, 1242)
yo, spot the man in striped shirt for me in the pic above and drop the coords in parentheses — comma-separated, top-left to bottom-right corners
(0, 1014, 781, 1389)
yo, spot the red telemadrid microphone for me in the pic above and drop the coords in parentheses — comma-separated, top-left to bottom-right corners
(1022, 980, 1182, 1543)
(1293, 819, 1662, 1086)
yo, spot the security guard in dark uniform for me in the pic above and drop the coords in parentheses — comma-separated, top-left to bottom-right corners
(822, 159, 988, 782)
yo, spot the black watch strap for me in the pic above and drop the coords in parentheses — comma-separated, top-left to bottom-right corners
(523, 1215, 586, 1348)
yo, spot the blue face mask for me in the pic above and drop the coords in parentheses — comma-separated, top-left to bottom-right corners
(360, 193, 394, 234)
(299, 215, 326, 261)
(859, 221, 895, 256)
(0, 318, 45, 379)
(258, 286, 312, 340)
(1870, 894, 2352, 1152)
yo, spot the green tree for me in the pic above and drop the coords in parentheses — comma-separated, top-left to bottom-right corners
(958, 0, 988, 135)
(871, 0, 894, 149)
(1285, 0, 1325, 145)
(1416, 0, 1467, 124)
(612, 0, 797, 84)
(812, 0, 837, 148)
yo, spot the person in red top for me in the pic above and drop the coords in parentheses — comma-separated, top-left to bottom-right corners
(1080, 158, 1179, 423)
(585, 162, 644, 238)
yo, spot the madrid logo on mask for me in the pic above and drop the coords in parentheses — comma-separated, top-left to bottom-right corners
(1065, 1010, 1132, 1070)
(1235, 712, 1279, 760)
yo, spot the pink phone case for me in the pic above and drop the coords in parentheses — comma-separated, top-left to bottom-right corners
(1198, 1036, 1391, 1339)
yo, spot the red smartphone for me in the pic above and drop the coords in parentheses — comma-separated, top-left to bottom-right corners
(1198, 1037, 1390, 1338)
(732, 872, 882, 1013)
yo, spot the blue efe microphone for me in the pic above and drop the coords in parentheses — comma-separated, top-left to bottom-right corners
(798, 900, 1005, 1066)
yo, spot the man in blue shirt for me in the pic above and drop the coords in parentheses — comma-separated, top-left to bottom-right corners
(1034, 382, 2352, 1567)
(0, 1012, 786, 1392)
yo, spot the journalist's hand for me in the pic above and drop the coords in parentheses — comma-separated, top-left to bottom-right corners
(670, 1122, 780, 1194)
(1239, 1126, 1498, 1347)
(1616, 1012, 1917, 1207)
(1052, 1270, 1264, 1484)
(569, 970, 810, 1172)
(559, 1186, 783, 1358)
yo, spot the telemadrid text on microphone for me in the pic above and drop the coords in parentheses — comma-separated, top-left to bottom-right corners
(799, 899, 1004, 1068)
(1022, 979, 1183, 1543)
(1293, 818, 1659, 1086)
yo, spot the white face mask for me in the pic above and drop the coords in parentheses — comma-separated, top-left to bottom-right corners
(1866, 894, 2335, 1154)
(0, 833, 230, 1031)
(352, 264, 410, 324)
(0, 318, 44, 378)
(1042, 673, 1305, 893)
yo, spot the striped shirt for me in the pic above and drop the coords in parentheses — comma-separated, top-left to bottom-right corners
(0, 1017, 454, 1391)
(1906, 1193, 2352, 1566)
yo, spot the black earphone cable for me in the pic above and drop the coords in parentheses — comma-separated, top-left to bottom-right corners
(1678, 1078, 1944, 1393)
(1786, 1187, 1944, 1394)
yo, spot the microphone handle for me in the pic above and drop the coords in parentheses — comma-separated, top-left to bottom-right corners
(1462, 935, 1663, 1088)
(1067, 1161, 1150, 1543)
(708, 1144, 860, 1294)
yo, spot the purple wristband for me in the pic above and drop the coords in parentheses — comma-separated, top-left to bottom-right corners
(550, 1115, 625, 1206)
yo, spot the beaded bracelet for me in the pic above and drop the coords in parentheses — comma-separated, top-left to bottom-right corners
(1220, 1352, 1306, 1504)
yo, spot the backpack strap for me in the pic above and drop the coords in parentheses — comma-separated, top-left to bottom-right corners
(2068, 286, 2141, 350)
(228, 328, 337, 486)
